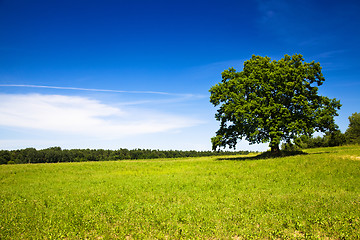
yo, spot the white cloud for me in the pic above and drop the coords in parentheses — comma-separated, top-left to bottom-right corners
(0, 94, 203, 140)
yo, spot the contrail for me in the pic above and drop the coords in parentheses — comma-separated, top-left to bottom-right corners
(0, 84, 197, 97)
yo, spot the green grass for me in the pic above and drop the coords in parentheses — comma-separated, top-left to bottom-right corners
(1, 145, 360, 239)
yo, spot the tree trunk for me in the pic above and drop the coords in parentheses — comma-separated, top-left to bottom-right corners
(271, 144, 280, 154)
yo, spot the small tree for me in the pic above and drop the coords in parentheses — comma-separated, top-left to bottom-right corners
(345, 112, 360, 144)
(209, 54, 341, 153)
(324, 130, 346, 147)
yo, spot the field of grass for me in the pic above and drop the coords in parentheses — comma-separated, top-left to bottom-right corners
(1, 145, 360, 239)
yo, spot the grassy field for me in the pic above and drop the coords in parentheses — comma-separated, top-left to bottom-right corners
(1, 145, 359, 239)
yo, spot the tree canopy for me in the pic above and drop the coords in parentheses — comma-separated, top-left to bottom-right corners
(345, 112, 360, 144)
(209, 54, 341, 153)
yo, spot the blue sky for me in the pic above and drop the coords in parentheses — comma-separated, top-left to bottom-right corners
(0, 0, 359, 151)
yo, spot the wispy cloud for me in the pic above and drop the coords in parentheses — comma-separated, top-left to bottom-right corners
(0, 94, 203, 140)
(311, 50, 347, 59)
(256, 0, 289, 24)
(0, 84, 198, 97)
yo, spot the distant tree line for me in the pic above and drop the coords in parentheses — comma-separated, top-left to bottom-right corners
(282, 112, 360, 150)
(2, 112, 358, 164)
(0, 147, 251, 165)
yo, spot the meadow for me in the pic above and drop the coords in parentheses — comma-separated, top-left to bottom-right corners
(1, 145, 359, 239)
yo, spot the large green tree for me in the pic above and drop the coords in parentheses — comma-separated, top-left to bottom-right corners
(209, 54, 341, 153)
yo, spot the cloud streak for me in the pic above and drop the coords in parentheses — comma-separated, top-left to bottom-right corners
(0, 84, 202, 98)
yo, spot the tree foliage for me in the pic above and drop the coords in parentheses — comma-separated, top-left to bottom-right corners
(210, 54, 341, 152)
(282, 130, 347, 150)
(345, 112, 360, 144)
(0, 147, 250, 165)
